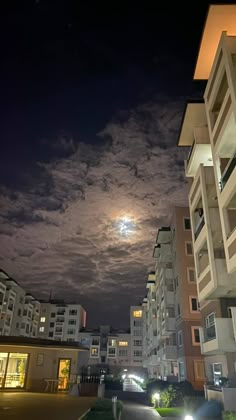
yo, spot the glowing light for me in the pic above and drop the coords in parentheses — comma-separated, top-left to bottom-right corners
(115, 217, 136, 237)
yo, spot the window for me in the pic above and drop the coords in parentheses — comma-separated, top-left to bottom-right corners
(48, 332, 53, 337)
(92, 338, 100, 346)
(119, 349, 128, 357)
(67, 338, 75, 342)
(191, 326, 201, 345)
(187, 267, 196, 283)
(190, 297, 199, 312)
(108, 348, 116, 357)
(133, 320, 142, 327)
(212, 363, 223, 385)
(133, 340, 142, 346)
(179, 362, 185, 380)
(177, 303, 181, 317)
(23, 310, 27, 316)
(101, 356, 106, 363)
(133, 310, 142, 318)
(177, 330, 183, 347)
(49, 322, 54, 328)
(40, 317, 46, 323)
(39, 326, 44, 332)
(108, 339, 116, 347)
(17, 309, 21, 317)
(118, 341, 128, 347)
(69, 310, 77, 315)
(184, 218, 191, 230)
(91, 347, 99, 357)
(68, 319, 76, 325)
(185, 242, 193, 256)
(205, 312, 215, 327)
(51, 313, 55, 318)
(133, 350, 142, 357)
(133, 329, 142, 336)
(67, 329, 75, 335)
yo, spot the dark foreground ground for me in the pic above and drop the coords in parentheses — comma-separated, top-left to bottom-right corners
(0, 392, 95, 420)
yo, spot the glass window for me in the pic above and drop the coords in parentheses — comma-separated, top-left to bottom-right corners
(90, 347, 99, 357)
(5, 353, 28, 388)
(190, 297, 199, 312)
(212, 363, 222, 385)
(51, 313, 55, 318)
(133, 350, 142, 357)
(185, 242, 193, 255)
(119, 349, 128, 357)
(133, 340, 142, 346)
(39, 326, 44, 332)
(187, 268, 195, 282)
(191, 327, 201, 345)
(184, 218, 191, 230)
(108, 339, 116, 347)
(40, 317, 46, 323)
(92, 338, 100, 346)
(108, 348, 116, 357)
(118, 341, 128, 347)
(133, 310, 142, 318)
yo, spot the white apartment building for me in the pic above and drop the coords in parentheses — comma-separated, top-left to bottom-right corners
(0, 269, 40, 337)
(178, 4, 236, 391)
(38, 301, 86, 342)
(78, 308, 145, 377)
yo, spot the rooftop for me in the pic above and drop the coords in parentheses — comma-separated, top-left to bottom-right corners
(194, 4, 236, 79)
(0, 336, 89, 351)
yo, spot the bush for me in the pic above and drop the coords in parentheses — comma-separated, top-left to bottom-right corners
(160, 385, 177, 408)
(223, 412, 236, 420)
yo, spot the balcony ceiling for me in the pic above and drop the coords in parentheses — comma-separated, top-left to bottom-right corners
(194, 5, 236, 80)
(178, 102, 207, 147)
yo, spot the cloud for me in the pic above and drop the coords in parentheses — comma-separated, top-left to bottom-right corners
(0, 98, 188, 327)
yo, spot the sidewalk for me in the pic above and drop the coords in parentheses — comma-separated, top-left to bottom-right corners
(121, 402, 161, 419)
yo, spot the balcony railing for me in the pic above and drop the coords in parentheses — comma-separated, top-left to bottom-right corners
(194, 216, 205, 240)
(220, 155, 236, 191)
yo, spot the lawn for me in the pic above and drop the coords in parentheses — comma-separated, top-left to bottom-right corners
(156, 407, 185, 417)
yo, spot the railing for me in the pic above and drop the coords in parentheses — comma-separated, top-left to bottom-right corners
(220, 155, 236, 191)
(194, 216, 205, 240)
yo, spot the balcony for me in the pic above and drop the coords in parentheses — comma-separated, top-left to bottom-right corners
(220, 155, 236, 192)
(161, 318, 175, 337)
(185, 127, 212, 177)
(194, 215, 205, 241)
(200, 318, 236, 354)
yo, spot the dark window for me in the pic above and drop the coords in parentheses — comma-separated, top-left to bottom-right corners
(101, 356, 106, 363)
(191, 298, 199, 312)
(193, 328, 200, 343)
(186, 242, 193, 255)
(184, 218, 191, 230)
(51, 312, 55, 318)
(50, 322, 54, 328)
(48, 332, 53, 337)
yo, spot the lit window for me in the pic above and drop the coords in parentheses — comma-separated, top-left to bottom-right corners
(133, 310, 142, 318)
(39, 326, 44, 332)
(118, 341, 128, 347)
(40, 317, 46, 323)
(108, 339, 116, 347)
(91, 347, 98, 357)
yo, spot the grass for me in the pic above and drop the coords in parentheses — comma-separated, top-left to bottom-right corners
(85, 398, 123, 419)
(156, 407, 185, 417)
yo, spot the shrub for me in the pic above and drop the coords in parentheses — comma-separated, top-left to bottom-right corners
(160, 385, 177, 408)
(86, 398, 123, 420)
(223, 412, 236, 420)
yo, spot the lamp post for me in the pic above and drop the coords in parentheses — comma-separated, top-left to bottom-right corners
(153, 392, 160, 408)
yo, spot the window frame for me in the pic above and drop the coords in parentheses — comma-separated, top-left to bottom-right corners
(185, 241, 193, 256)
(189, 296, 200, 313)
(191, 326, 201, 346)
(187, 267, 196, 283)
(184, 217, 191, 230)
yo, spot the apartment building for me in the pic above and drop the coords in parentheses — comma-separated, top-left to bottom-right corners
(178, 5, 236, 388)
(78, 308, 145, 377)
(38, 301, 86, 342)
(0, 269, 40, 337)
(142, 208, 204, 389)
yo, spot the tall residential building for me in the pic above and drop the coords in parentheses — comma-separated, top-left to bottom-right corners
(142, 208, 204, 390)
(178, 4, 236, 389)
(78, 307, 145, 377)
(38, 301, 86, 342)
(0, 269, 40, 337)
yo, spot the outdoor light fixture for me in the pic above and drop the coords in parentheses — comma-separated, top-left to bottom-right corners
(184, 415, 194, 420)
(152, 392, 160, 408)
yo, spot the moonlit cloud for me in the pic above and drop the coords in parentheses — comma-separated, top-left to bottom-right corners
(0, 98, 188, 327)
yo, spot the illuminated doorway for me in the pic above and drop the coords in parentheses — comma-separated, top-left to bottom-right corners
(57, 359, 71, 390)
(0, 352, 28, 388)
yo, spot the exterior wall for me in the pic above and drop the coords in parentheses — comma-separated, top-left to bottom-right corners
(38, 303, 86, 342)
(172, 207, 204, 390)
(130, 306, 143, 369)
(0, 343, 87, 392)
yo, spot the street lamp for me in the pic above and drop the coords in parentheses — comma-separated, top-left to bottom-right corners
(152, 392, 160, 407)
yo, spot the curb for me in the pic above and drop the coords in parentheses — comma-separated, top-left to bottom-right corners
(78, 408, 91, 420)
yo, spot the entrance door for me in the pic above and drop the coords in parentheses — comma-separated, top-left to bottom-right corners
(57, 359, 71, 390)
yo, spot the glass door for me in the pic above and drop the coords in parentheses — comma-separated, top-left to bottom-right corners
(57, 359, 71, 390)
(0, 353, 8, 388)
(3, 353, 29, 388)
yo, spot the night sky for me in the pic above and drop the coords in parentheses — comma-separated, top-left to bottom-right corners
(0, 1, 212, 327)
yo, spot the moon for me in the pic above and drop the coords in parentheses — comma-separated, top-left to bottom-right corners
(115, 216, 137, 238)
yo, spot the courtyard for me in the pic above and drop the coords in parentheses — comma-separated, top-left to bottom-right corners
(0, 392, 95, 420)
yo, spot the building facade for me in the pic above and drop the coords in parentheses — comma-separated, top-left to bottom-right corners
(142, 208, 204, 390)
(0, 269, 40, 337)
(78, 308, 145, 378)
(38, 301, 86, 342)
(178, 4, 236, 388)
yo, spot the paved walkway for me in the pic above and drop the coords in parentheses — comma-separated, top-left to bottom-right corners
(123, 378, 144, 392)
(121, 402, 161, 419)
